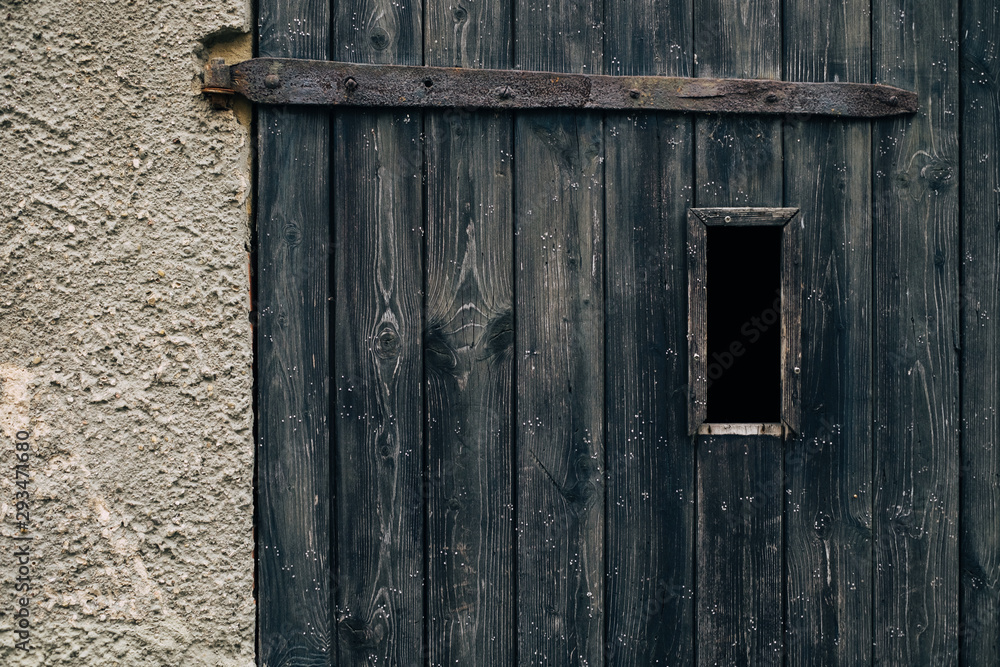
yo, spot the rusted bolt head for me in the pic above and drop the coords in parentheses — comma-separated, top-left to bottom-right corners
(264, 74, 280, 89)
(345, 77, 358, 92)
(498, 85, 514, 100)
(765, 93, 779, 103)
(628, 89, 640, 99)
(888, 95, 899, 107)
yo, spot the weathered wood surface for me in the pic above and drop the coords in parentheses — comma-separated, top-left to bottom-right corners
(782, 0, 874, 662)
(779, 217, 802, 434)
(253, 0, 994, 662)
(514, 0, 605, 662)
(961, 0, 1000, 662)
(693, 0, 784, 664)
(604, 0, 694, 662)
(256, 0, 332, 663)
(696, 435, 783, 665)
(423, 0, 515, 662)
(687, 211, 708, 434)
(229, 58, 918, 117)
(872, 0, 961, 663)
(332, 0, 425, 664)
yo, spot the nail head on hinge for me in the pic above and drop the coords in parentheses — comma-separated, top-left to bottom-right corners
(345, 77, 358, 92)
(264, 74, 280, 89)
(765, 92, 779, 103)
(888, 95, 899, 107)
(628, 88, 640, 99)
(498, 85, 514, 99)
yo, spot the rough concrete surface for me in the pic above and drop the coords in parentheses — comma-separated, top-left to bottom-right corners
(0, 0, 255, 663)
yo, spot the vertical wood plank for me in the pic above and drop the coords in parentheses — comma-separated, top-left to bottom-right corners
(423, 0, 514, 662)
(780, 218, 802, 435)
(694, 0, 783, 207)
(603, 0, 694, 661)
(333, 111, 425, 665)
(696, 435, 784, 665)
(872, 0, 961, 663)
(332, 0, 424, 664)
(961, 1, 1000, 663)
(693, 0, 783, 664)
(514, 0, 604, 662)
(687, 212, 708, 435)
(782, 0, 873, 662)
(257, 0, 332, 663)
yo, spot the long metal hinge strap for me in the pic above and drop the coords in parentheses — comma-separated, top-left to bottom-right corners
(203, 57, 918, 118)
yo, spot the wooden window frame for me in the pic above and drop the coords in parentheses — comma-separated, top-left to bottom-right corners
(687, 207, 802, 436)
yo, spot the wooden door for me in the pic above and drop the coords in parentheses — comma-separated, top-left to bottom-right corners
(253, 0, 993, 664)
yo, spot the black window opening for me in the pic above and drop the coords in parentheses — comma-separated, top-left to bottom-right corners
(687, 207, 802, 434)
(706, 226, 782, 423)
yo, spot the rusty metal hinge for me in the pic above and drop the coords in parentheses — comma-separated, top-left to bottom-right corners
(203, 57, 918, 118)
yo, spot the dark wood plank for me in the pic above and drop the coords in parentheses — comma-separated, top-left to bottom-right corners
(872, 0, 961, 663)
(333, 109, 425, 666)
(780, 217, 802, 435)
(256, 0, 332, 662)
(696, 435, 784, 664)
(514, 0, 604, 662)
(332, 0, 424, 664)
(693, 0, 782, 208)
(603, 0, 693, 661)
(961, 0, 1000, 662)
(687, 212, 708, 434)
(425, 0, 509, 68)
(604, 117, 694, 663)
(782, 0, 874, 661)
(693, 1, 783, 664)
(423, 0, 514, 662)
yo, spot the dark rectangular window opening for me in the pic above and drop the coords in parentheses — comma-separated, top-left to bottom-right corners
(705, 226, 782, 423)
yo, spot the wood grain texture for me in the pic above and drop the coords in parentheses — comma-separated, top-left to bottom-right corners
(604, 0, 694, 665)
(603, 0, 693, 660)
(694, 0, 782, 208)
(696, 435, 784, 665)
(425, 0, 510, 68)
(782, 0, 874, 661)
(423, 0, 514, 662)
(604, 115, 694, 663)
(515, 0, 604, 661)
(332, 0, 425, 663)
(693, 1, 784, 664)
(423, 110, 514, 665)
(961, 1, 1000, 662)
(687, 212, 708, 435)
(872, 0, 961, 663)
(780, 217, 802, 435)
(333, 110, 425, 666)
(257, 0, 332, 663)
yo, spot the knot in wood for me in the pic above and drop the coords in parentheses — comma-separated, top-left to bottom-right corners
(369, 26, 390, 51)
(375, 326, 400, 358)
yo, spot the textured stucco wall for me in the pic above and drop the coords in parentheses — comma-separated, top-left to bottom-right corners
(0, 0, 255, 663)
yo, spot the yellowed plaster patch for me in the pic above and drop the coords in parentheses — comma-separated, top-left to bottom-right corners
(0, 364, 32, 439)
